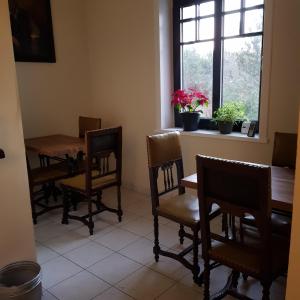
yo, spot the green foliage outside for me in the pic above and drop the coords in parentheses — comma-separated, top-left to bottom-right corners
(182, 36, 262, 120)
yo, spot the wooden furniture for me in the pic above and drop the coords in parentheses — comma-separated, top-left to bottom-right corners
(272, 132, 297, 169)
(25, 134, 85, 157)
(146, 132, 220, 283)
(196, 155, 289, 300)
(60, 127, 123, 235)
(0, 149, 5, 159)
(79, 116, 101, 138)
(181, 165, 294, 213)
(26, 157, 69, 224)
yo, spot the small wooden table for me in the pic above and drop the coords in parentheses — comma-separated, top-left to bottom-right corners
(25, 134, 85, 157)
(181, 166, 294, 213)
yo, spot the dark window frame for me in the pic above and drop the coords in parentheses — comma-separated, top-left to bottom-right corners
(173, 0, 264, 131)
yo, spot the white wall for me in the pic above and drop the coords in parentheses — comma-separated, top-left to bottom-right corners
(16, 0, 92, 139)
(86, 0, 159, 192)
(84, 0, 299, 193)
(286, 110, 300, 298)
(0, 0, 35, 267)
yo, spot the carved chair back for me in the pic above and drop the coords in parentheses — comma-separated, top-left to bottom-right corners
(79, 116, 101, 139)
(85, 127, 122, 193)
(272, 132, 297, 169)
(146, 132, 185, 213)
(196, 155, 272, 276)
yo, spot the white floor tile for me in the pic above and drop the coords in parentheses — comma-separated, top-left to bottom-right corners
(36, 244, 59, 265)
(120, 217, 153, 236)
(49, 270, 110, 300)
(146, 256, 190, 281)
(157, 282, 202, 300)
(43, 231, 89, 254)
(74, 220, 113, 239)
(64, 241, 113, 268)
(116, 266, 175, 300)
(95, 228, 140, 251)
(93, 287, 134, 300)
(119, 237, 156, 265)
(41, 256, 82, 289)
(88, 253, 142, 284)
(35, 222, 70, 243)
(42, 290, 58, 300)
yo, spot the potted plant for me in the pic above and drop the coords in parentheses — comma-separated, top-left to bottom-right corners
(213, 102, 246, 134)
(171, 88, 209, 131)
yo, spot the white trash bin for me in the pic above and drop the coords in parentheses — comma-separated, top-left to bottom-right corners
(0, 261, 41, 300)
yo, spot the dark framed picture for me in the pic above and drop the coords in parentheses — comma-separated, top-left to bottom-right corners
(8, 0, 56, 63)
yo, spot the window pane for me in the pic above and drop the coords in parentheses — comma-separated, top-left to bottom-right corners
(182, 5, 195, 20)
(199, 17, 214, 40)
(223, 13, 240, 37)
(199, 1, 214, 16)
(182, 42, 214, 118)
(244, 9, 263, 33)
(182, 21, 196, 42)
(245, 0, 264, 8)
(222, 36, 262, 120)
(224, 0, 241, 12)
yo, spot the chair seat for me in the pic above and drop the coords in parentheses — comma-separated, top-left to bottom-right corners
(209, 230, 289, 277)
(31, 163, 69, 185)
(60, 171, 117, 192)
(242, 213, 291, 236)
(157, 193, 200, 227)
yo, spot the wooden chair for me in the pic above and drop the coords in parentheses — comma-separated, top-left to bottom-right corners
(272, 132, 297, 169)
(196, 155, 290, 300)
(147, 132, 220, 283)
(74, 116, 102, 173)
(60, 127, 122, 235)
(78, 116, 101, 139)
(27, 156, 70, 224)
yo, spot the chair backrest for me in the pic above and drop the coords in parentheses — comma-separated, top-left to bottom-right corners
(79, 116, 101, 138)
(85, 127, 122, 192)
(272, 132, 297, 169)
(196, 155, 272, 273)
(146, 131, 184, 212)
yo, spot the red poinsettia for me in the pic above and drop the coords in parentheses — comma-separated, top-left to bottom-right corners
(171, 88, 209, 113)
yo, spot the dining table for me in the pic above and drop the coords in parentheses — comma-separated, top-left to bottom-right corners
(181, 165, 295, 213)
(25, 134, 85, 157)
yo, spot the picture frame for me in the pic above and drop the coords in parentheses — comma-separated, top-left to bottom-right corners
(247, 121, 257, 137)
(8, 0, 56, 63)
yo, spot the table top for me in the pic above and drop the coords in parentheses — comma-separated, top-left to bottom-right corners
(181, 166, 295, 213)
(25, 134, 85, 157)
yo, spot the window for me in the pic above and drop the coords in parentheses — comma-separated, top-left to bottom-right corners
(173, 0, 265, 130)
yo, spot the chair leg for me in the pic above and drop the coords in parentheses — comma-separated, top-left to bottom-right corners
(232, 271, 240, 289)
(30, 192, 37, 225)
(192, 228, 200, 283)
(96, 191, 102, 211)
(179, 224, 185, 244)
(262, 281, 271, 300)
(153, 214, 160, 262)
(117, 186, 123, 222)
(62, 189, 70, 225)
(203, 260, 210, 300)
(88, 196, 94, 235)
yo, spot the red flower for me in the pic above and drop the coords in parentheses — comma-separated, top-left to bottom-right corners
(171, 88, 209, 112)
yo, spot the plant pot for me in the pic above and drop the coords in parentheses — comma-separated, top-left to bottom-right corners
(180, 112, 200, 131)
(218, 121, 233, 134)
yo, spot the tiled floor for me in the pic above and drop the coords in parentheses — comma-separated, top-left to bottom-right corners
(35, 188, 286, 300)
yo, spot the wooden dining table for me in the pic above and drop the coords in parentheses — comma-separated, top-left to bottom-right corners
(25, 134, 85, 157)
(181, 166, 295, 213)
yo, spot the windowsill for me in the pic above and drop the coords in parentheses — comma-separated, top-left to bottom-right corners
(159, 128, 268, 143)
